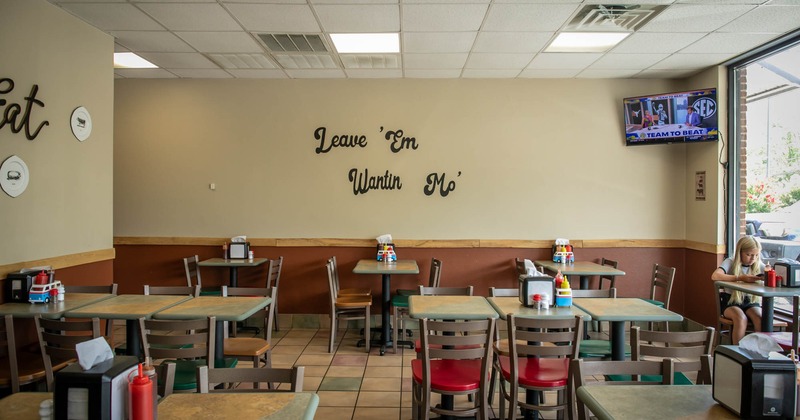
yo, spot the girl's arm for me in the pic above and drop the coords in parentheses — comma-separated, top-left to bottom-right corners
(712, 267, 760, 283)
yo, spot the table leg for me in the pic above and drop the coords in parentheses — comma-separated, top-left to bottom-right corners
(610, 321, 625, 361)
(381, 273, 391, 355)
(230, 267, 239, 288)
(793, 296, 799, 354)
(761, 296, 775, 332)
(579, 275, 589, 290)
(215, 319, 225, 368)
(126, 319, 142, 359)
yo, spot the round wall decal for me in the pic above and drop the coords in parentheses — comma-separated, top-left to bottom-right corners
(0, 155, 30, 198)
(70, 106, 92, 141)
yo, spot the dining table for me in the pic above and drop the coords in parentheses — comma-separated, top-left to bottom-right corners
(576, 384, 737, 419)
(534, 260, 626, 290)
(64, 294, 192, 358)
(0, 392, 53, 420)
(352, 259, 419, 356)
(573, 298, 683, 360)
(153, 295, 271, 367)
(198, 257, 269, 287)
(0, 292, 114, 319)
(157, 392, 319, 420)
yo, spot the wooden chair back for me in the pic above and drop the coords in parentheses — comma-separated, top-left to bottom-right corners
(222, 286, 275, 343)
(650, 264, 676, 309)
(183, 255, 202, 287)
(418, 286, 473, 296)
(329, 256, 341, 296)
(35, 316, 101, 391)
(631, 325, 715, 384)
(515, 258, 527, 277)
(428, 258, 443, 287)
(489, 287, 519, 297)
(197, 365, 304, 393)
(0, 315, 21, 393)
(266, 257, 283, 289)
(144, 285, 200, 297)
(572, 288, 616, 298)
(502, 315, 583, 359)
(62, 283, 118, 295)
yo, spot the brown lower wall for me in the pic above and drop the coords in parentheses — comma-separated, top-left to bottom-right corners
(113, 244, 721, 327)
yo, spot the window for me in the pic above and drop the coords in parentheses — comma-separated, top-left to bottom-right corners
(729, 33, 800, 262)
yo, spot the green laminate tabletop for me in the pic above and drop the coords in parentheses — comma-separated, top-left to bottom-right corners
(198, 257, 269, 268)
(0, 392, 53, 420)
(576, 385, 737, 420)
(353, 259, 420, 275)
(64, 294, 191, 319)
(573, 298, 683, 322)
(409, 295, 499, 320)
(534, 260, 626, 277)
(0, 293, 114, 319)
(487, 297, 592, 321)
(153, 295, 271, 322)
(714, 281, 800, 298)
(157, 391, 319, 420)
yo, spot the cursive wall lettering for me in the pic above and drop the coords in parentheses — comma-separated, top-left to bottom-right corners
(0, 78, 49, 140)
(424, 171, 460, 197)
(314, 126, 368, 154)
(348, 168, 403, 195)
(381, 127, 418, 153)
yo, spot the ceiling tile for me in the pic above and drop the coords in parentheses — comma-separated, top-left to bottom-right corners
(344, 69, 404, 78)
(138, 52, 219, 69)
(274, 53, 338, 69)
(634, 68, 700, 79)
(519, 68, 582, 78)
(681, 33, 778, 54)
(649, 53, 734, 70)
(114, 68, 178, 79)
(466, 53, 534, 69)
(403, 32, 477, 53)
(114, 43, 130, 53)
(137, 3, 241, 31)
(462, 69, 521, 78)
(59, 3, 163, 31)
(590, 53, 669, 69)
(483, 3, 579, 32)
(717, 5, 800, 33)
(208, 53, 277, 69)
(402, 4, 489, 32)
(170, 69, 233, 78)
(314, 4, 399, 32)
(404, 69, 463, 78)
(227, 69, 288, 79)
(472, 32, 552, 54)
(638, 4, 755, 33)
(283, 69, 346, 78)
(176, 32, 263, 53)
(577, 69, 641, 78)
(226, 4, 320, 32)
(340, 54, 401, 69)
(612, 32, 706, 54)
(404, 53, 468, 69)
(527, 53, 602, 70)
(111, 31, 194, 53)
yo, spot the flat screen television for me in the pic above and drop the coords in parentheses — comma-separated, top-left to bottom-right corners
(623, 88, 718, 146)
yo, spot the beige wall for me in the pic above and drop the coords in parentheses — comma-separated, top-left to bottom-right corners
(0, 0, 114, 266)
(114, 77, 719, 242)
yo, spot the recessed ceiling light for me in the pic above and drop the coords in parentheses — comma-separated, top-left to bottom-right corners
(114, 52, 157, 68)
(545, 32, 630, 53)
(330, 33, 399, 54)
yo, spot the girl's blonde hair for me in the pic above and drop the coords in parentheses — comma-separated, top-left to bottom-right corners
(729, 235, 763, 305)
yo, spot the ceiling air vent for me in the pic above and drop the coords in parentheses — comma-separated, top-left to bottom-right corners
(566, 4, 666, 32)
(258, 34, 328, 53)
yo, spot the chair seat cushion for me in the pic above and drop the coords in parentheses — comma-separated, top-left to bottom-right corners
(163, 358, 238, 390)
(607, 372, 694, 385)
(411, 359, 482, 392)
(578, 340, 631, 358)
(224, 337, 270, 357)
(498, 355, 569, 388)
(391, 295, 409, 307)
(396, 289, 419, 296)
(639, 298, 665, 308)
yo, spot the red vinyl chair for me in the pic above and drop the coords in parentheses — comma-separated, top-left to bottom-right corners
(495, 314, 583, 420)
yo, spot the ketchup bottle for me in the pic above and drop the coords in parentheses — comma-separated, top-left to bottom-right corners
(129, 363, 155, 420)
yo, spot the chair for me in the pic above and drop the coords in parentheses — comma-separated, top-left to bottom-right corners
(197, 365, 304, 393)
(576, 288, 627, 359)
(495, 315, 583, 420)
(418, 286, 473, 296)
(0, 314, 48, 393)
(412, 317, 495, 420)
(265, 257, 283, 331)
(391, 258, 442, 353)
(34, 315, 101, 391)
(326, 259, 371, 353)
(630, 325, 715, 385)
(139, 316, 225, 393)
(182, 255, 202, 288)
(570, 358, 675, 420)
(641, 263, 676, 309)
(144, 285, 200, 297)
(62, 283, 118, 339)
(330, 256, 371, 297)
(514, 258, 527, 277)
(715, 285, 757, 346)
(596, 258, 619, 290)
(222, 286, 275, 369)
(489, 287, 518, 297)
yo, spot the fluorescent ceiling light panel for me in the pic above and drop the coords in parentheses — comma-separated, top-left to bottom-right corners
(330, 33, 399, 53)
(114, 52, 158, 68)
(545, 32, 630, 53)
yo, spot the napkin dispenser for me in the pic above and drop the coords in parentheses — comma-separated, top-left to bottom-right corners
(518, 275, 554, 307)
(775, 261, 800, 288)
(712, 345, 796, 418)
(54, 356, 138, 420)
(227, 241, 250, 259)
(4, 270, 35, 303)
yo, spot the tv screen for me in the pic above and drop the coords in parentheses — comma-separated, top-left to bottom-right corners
(623, 88, 718, 146)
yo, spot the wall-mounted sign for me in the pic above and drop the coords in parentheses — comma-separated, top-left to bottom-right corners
(70, 106, 92, 141)
(695, 171, 705, 201)
(1, 155, 29, 198)
(0, 77, 49, 140)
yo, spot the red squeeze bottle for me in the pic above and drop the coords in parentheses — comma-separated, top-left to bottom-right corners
(130, 363, 154, 420)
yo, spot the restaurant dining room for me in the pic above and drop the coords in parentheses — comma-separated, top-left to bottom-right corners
(3, 0, 800, 418)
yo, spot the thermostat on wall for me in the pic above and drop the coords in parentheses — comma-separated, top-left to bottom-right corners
(70, 106, 92, 141)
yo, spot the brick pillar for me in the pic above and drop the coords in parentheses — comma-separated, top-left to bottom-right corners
(737, 67, 748, 237)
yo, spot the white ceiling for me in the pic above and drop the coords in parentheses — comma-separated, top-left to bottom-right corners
(47, 0, 800, 80)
